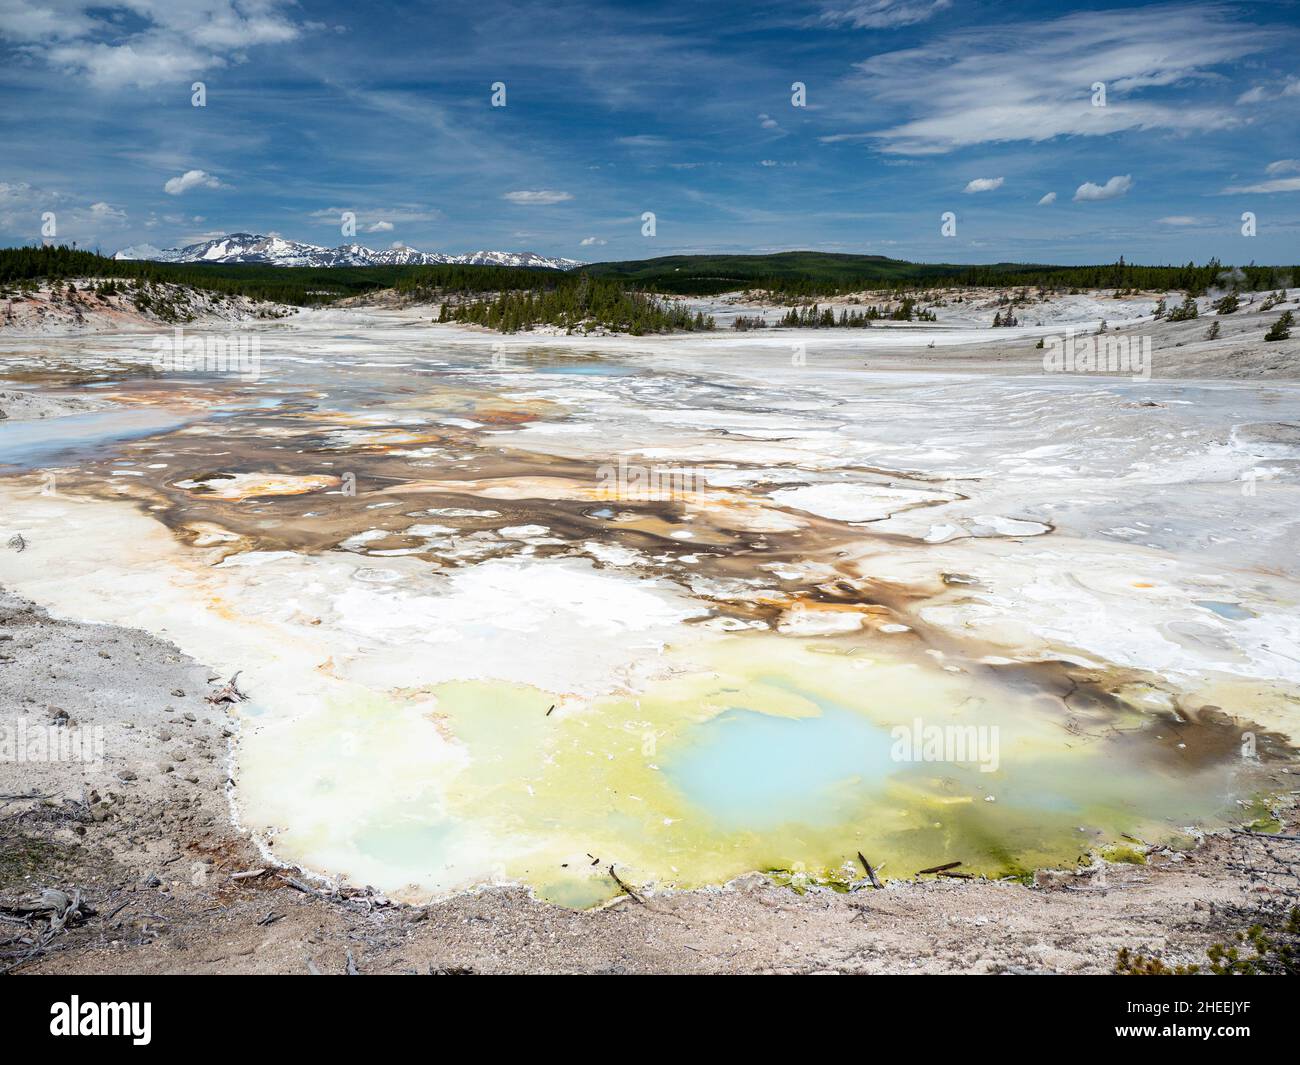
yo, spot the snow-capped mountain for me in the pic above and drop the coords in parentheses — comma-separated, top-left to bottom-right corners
(113, 233, 583, 270)
(454, 250, 583, 268)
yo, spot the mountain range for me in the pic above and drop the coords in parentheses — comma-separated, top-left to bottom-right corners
(112, 233, 583, 270)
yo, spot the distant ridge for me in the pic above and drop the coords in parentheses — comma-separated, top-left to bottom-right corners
(113, 232, 583, 271)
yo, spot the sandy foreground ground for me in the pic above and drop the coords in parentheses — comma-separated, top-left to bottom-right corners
(2, 287, 1298, 974)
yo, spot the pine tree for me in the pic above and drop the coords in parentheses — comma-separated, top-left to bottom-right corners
(1264, 311, 1293, 342)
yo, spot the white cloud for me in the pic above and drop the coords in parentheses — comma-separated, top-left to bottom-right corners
(0, 181, 45, 207)
(0, 181, 131, 243)
(163, 169, 223, 196)
(616, 135, 670, 148)
(1222, 177, 1300, 195)
(503, 190, 573, 205)
(1236, 77, 1300, 105)
(15, 2, 304, 89)
(1074, 174, 1133, 202)
(1157, 215, 1204, 225)
(47, 39, 212, 89)
(365, 220, 394, 232)
(760, 159, 778, 167)
(89, 201, 126, 221)
(309, 205, 442, 226)
(963, 177, 1004, 193)
(579, 237, 607, 246)
(815, 0, 952, 29)
(0, 2, 98, 42)
(829, 7, 1270, 154)
(758, 113, 780, 130)
(1220, 161, 1300, 194)
(1037, 192, 1057, 205)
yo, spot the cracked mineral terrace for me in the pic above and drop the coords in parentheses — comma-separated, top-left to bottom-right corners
(1, 302, 1297, 971)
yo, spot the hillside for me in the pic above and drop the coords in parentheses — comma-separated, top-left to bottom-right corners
(4, 245, 1297, 309)
(582, 251, 968, 293)
(0, 246, 568, 307)
(582, 251, 1298, 297)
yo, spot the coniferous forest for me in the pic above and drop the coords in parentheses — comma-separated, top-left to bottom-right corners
(2, 245, 1294, 335)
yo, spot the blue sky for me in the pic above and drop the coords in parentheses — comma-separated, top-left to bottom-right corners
(1, 0, 1298, 264)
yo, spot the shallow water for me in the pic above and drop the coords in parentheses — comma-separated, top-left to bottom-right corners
(0, 408, 188, 466)
(0, 310, 1296, 905)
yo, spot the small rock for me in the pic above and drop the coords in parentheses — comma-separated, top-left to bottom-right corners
(171, 689, 185, 698)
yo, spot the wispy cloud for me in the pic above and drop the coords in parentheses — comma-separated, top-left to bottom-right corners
(503, 190, 574, 205)
(308, 205, 443, 227)
(1221, 160, 1300, 194)
(0, 180, 130, 245)
(828, 5, 1275, 154)
(964, 177, 1004, 193)
(814, 0, 952, 29)
(89, 200, 126, 221)
(1236, 77, 1300, 105)
(1037, 192, 1057, 206)
(1222, 177, 1300, 195)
